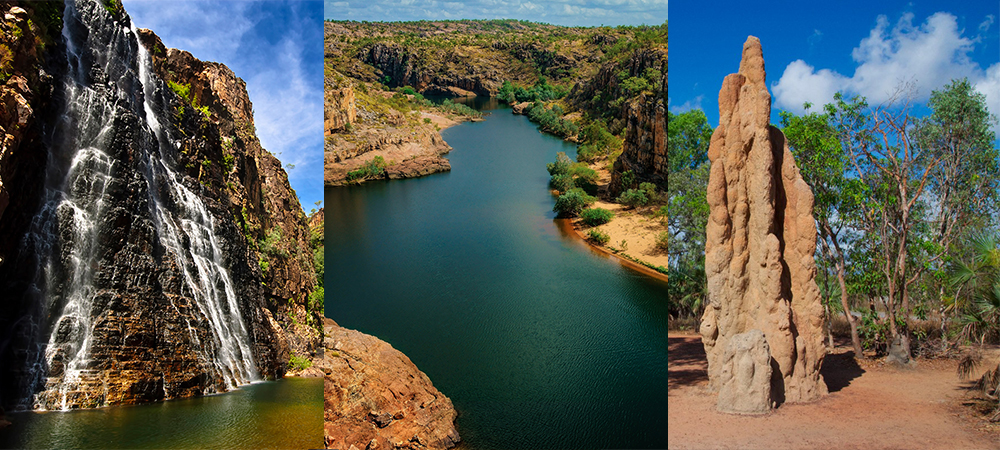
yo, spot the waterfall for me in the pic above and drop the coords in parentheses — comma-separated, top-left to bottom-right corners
(24, 0, 258, 411)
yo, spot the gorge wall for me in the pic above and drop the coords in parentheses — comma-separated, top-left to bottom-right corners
(605, 48, 667, 196)
(0, 0, 321, 411)
(699, 36, 827, 408)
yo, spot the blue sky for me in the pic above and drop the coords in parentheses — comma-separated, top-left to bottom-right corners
(669, 0, 999, 137)
(123, 0, 325, 213)
(325, 0, 667, 26)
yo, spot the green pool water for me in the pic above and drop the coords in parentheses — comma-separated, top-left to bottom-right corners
(0, 377, 323, 449)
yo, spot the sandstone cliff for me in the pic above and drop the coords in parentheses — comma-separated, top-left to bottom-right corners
(700, 36, 827, 407)
(602, 48, 667, 197)
(324, 67, 458, 186)
(319, 318, 460, 450)
(0, 0, 320, 411)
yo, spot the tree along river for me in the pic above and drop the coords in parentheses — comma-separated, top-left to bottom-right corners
(0, 377, 322, 449)
(325, 99, 669, 449)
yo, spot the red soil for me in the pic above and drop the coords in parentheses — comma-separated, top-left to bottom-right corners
(668, 333, 999, 450)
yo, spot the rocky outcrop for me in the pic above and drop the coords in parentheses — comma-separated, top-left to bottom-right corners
(357, 41, 502, 97)
(700, 36, 827, 406)
(320, 318, 460, 450)
(386, 156, 451, 180)
(607, 48, 667, 197)
(716, 330, 773, 415)
(325, 78, 356, 135)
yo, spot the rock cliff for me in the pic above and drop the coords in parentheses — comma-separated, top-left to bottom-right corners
(324, 66, 457, 186)
(699, 36, 827, 406)
(319, 319, 460, 450)
(0, 0, 320, 411)
(0, 0, 66, 411)
(605, 48, 667, 197)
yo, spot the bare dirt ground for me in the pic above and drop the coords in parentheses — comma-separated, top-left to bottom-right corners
(668, 332, 1000, 450)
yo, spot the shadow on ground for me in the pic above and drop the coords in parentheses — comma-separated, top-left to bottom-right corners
(820, 350, 865, 393)
(668, 335, 708, 391)
(669, 334, 868, 395)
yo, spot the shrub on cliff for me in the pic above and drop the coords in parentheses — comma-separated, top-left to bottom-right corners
(553, 188, 596, 217)
(581, 208, 614, 226)
(289, 354, 312, 371)
(346, 156, 387, 182)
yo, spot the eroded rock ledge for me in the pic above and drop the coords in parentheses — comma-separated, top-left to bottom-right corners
(319, 318, 460, 450)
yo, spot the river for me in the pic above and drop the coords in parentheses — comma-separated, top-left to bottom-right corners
(325, 99, 669, 449)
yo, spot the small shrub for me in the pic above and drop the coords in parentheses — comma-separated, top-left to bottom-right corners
(308, 287, 324, 314)
(581, 208, 614, 226)
(587, 228, 610, 245)
(553, 188, 596, 217)
(289, 354, 312, 371)
(549, 173, 575, 192)
(617, 188, 648, 208)
(346, 156, 387, 182)
(424, 118, 431, 124)
(656, 231, 668, 250)
(546, 152, 572, 176)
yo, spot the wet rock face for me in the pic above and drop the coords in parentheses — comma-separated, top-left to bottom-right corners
(607, 48, 667, 197)
(320, 319, 460, 450)
(0, 1, 319, 410)
(700, 36, 827, 405)
(716, 330, 773, 415)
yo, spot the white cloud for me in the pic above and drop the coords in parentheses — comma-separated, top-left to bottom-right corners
(669, 95, 703, 114)
(980, 14, 995, 33)
(773, 12, 997, 118)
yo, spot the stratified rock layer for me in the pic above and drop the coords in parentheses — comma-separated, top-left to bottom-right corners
(320, 319, 460, 450)
(700, 36, 827, 405)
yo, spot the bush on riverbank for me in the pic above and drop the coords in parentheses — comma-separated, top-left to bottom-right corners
(587, 228, 610, 245)
(553, 188, 596, 217)
(581, 208, 614, 226)
(346, 156, 387, 182)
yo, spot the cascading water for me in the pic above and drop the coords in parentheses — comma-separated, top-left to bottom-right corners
(24, 0, 258, 411)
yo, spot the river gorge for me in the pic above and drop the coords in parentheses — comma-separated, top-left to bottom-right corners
(325, 99, 669, 449)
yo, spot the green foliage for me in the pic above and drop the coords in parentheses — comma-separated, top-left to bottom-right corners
(260, 227, 288, 259)
(546, 152, 573, 176)
(577, 120, 621, 162)
(587, 228, 610, 245)
(346, 156, 387, 182)
(103, 0, 122, 14)
(498, 78, 567, 104)
(308, 287, 324, 315)
(168, 80, 192, 104)
(655, 230, 669, 251)
(580, 207, 614, 226)
(549, 173, 575, 192)
(289, 354, 312, 371)
(553, 187, 596, 217)
(526, 102, 578, 138)
(616, 188, 648, 208)
(438, 99, 483, 118)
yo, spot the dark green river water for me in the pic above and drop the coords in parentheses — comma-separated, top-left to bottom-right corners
(325, 99, 670, 449)
(0, 378, 322, 449)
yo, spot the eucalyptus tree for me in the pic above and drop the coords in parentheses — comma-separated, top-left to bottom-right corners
(780, 104, 864, 356)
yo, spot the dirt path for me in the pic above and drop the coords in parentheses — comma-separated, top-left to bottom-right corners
(668, 333, 998, 450)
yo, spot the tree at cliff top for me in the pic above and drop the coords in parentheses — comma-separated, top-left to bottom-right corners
(701, 37, 827, 411)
